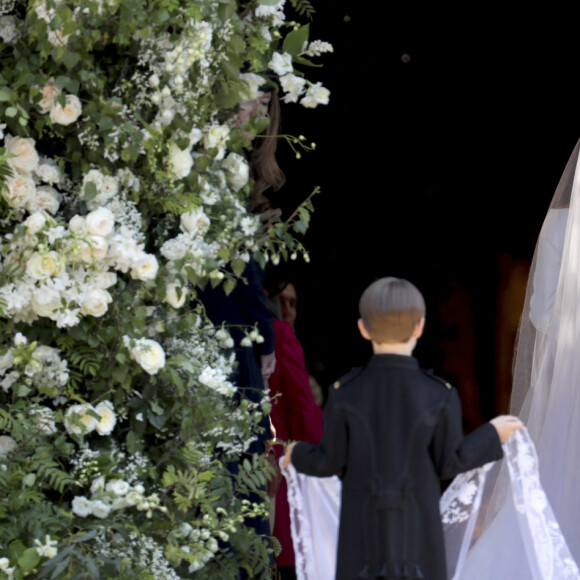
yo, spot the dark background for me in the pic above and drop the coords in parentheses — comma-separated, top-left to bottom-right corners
(268, 4, 580, 426)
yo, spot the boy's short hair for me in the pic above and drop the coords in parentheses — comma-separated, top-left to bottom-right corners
(359, 277, 425, 343)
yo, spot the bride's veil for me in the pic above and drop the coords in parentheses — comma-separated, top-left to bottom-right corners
(442, 138, 580, 579)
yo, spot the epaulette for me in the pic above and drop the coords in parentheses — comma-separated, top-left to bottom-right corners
(332, 366, 363, 390)
(422, 368, 453, 390)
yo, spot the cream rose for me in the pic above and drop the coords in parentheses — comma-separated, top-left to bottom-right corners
(37, 82, 61, 113)
(5, 135, 39, 174)
(93, 271, 117, 289)
(50, 94, 82, 125)
(31, 286, 61, 318)
(64, 404, 98, 436)
(168, 143, 194, 179)
(68, 215, 87, 233)
(3, 174, 36, 208)
(80, 235, 108, 263)
(130, 254, 159, 281)
(27, 185, 61, 214)
(203, 125, 230, 160)
(23, 212, 47, 235)
(86, 207, 115, 237)
(126, 337, 166, 375)
(26, 251, 64, 280)
(95, 400, 116, 435)
(80, 288, 112, 317)
(164, 283, 188, 308)
(35, 158, 61, 185)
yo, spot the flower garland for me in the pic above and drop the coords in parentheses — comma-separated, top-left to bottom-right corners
(0, 0, 332, 577)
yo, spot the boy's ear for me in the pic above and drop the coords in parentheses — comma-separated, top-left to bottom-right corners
(358, 318, 372, 341)
(412, 317, 425, 339)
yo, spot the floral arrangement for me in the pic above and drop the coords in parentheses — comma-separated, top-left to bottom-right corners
(0, 0, 332, 578)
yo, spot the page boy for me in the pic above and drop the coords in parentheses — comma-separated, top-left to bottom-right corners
(283, 277, 523, 580)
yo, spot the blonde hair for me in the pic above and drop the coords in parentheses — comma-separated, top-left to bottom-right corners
(359, 277, 425, 343)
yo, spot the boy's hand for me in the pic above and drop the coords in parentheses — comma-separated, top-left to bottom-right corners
(282, 442, 296, 468)
(490, 415, 524, 443)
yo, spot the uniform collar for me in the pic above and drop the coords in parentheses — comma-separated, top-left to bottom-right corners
(367, 353, 419, 369)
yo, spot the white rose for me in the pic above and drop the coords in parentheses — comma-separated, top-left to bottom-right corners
(35, 158, 62, 185)
(168, 143, 194, 179)
(31, 286, 61, 318)
(68, 215, 87, 233)
(80, 288, 112, 317)
(91, 500, 111, 519)
(106, 478, 130, 496)
(300, 82, 330, 108)
(5, 135, 39, 174)
(27, 185, 61, 214)
(37, 82, 61, 113)
(26, 251, 64, 280)
(222, 153, 249, 191)
(268, 52, 293, 76)
(180, 208, 210, 235)
(165, 283, 188, 308)
(50, 94, 82, 125)
(23, 212, 47, 235)
(130, 254, 159, 281)
(71, 495, 93, 517)
(80, 235, 108, 263)
(64, 403, 98, 435)
(126, 337, 166, 375)
(86, 207, 115, 237)
(95, 400, 116, 435)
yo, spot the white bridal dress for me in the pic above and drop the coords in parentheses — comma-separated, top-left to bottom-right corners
(282, 136, 580, 580)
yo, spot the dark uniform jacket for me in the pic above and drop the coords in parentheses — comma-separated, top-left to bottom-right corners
(292, 353, 503, 580)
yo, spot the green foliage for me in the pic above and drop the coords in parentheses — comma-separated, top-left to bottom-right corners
(0, 0, 331, 577)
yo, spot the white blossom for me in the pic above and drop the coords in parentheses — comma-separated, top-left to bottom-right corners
(300, 82, 330, 108)
(268, 52, 293, 76)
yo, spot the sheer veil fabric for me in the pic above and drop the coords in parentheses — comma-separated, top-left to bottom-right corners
(443, 138, 580, 579)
